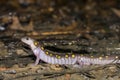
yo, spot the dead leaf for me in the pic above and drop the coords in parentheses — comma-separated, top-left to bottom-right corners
(111, 8, 120, 17)
(10, 16, 34, 31)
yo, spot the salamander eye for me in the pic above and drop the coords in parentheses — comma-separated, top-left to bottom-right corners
(34, 41, 39, 46)
(26, 37, 29, 40)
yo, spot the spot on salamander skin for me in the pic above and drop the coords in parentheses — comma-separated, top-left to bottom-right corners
(41, 47, 44, 50)
(71, 54, 75, 58)
(57, 56, 61, 59)
(55, 55, 61, 58)
(50, 53, 53, 56)
(65, 54, 69, 58)
(91, 56, 93, 58)
(81, 54, 83, 56)
(34, 41, 39, 46)
(46, 51, 49, 55)
(99, 57, 102, 60)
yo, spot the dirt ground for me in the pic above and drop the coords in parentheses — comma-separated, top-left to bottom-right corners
(0, 0, 120, 80)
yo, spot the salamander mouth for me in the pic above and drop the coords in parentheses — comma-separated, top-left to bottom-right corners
(21, 42, 31, 50)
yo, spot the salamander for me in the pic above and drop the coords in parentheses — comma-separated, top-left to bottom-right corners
(21, 37, 120, 66)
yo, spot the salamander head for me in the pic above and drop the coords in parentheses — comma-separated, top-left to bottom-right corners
(21, 37, 39, 50)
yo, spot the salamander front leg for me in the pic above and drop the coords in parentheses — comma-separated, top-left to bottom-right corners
(34, 52, 41, 65)
(34, 56, 40, 65)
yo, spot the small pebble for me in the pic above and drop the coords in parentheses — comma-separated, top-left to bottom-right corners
(0, 26, 5, 31)
(4, 70, 16, 74)
(68, 42, 72, 45)
(22, 72, 28, 75)
(16, 49, 27, 55)
(36, 69, 41, 73)
(109, 66, 117, 72)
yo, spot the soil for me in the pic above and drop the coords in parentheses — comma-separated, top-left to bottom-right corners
(0, 0, 120, 80)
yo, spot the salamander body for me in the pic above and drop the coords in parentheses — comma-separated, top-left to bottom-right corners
(21, 37, 120, 66)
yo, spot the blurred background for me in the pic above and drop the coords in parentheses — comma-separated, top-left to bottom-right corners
(0, 0, 119, 35)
